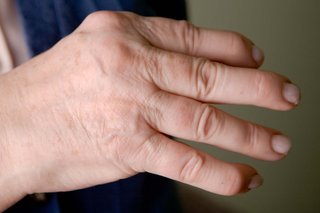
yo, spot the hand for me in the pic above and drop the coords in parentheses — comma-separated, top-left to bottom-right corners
(0, 11, 299, 209)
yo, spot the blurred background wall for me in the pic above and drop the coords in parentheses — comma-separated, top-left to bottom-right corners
(178, 0, 320, 212)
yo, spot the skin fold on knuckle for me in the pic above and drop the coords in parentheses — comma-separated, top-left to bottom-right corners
(132, 134, 168, 173)
(178, 20, 200, 55)
(194, 59, 218, 99)
(245, 122, 260, 153)
(253, 72, 274, 103)
(140, 90, 166, 131)
(178, 151, 204, 184)
(141, 48, 167, 86)
(193, 104, 222, 141)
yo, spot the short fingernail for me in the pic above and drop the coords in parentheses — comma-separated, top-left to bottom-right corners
(283, 83, 300, 105)
(248, 174, 263, 190)
(272, 135, 292, 155)
(252, 45, 264, 64)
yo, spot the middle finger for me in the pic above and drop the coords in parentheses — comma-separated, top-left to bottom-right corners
(142, 91, 292, 161)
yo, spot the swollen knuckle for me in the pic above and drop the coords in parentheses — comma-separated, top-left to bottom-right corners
(83, 11, 109, 25)
(83, 11, 127, 29)
(179, 151, 204, 183)
(194, 104, 221, 141)
(194, 59, 219, 98)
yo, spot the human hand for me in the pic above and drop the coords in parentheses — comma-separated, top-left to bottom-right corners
(0, 11, 299, 208)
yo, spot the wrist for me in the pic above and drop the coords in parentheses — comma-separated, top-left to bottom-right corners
(0, 119, 29, 211)
(0, 169, 27, 211)
(0, 73, 33, 210)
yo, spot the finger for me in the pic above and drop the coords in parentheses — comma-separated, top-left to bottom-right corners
(133, 133, 261, 195)
(146, 49, 300, 111)
(135, 15, 264, 67)
(143, 91, 292, 161)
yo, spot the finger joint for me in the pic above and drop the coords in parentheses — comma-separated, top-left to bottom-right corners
(247, 123, 259, 152)
(253, 72, 273, 102)
(194, 59, 219, 99)
(179, 151, 205, 183)
(194, 104, 222, 141)
(179, 20, 200, 55)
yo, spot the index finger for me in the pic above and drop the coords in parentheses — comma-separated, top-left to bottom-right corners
(134, 15, 264, 68)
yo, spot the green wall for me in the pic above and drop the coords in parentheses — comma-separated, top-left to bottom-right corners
(178, 0, 320, 212)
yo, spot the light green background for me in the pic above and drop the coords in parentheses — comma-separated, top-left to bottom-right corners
(177, 0, 320, 212)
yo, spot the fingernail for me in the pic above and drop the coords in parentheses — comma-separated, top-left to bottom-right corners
(248, 174, 263, 190)
(283, 83, 300, 105)
(252, 46, 264, 64)
(271, 135, 292, 155)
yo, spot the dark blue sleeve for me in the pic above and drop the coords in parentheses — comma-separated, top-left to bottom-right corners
(16, 0, 187, 56)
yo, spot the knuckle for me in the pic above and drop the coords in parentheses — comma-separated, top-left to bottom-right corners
(112, 41, 132, 59)
(142, 48, 166, 84)
(128, 134, 167, 172)
(144, 135, 167, 164)
(194, 59, 219, 98)
(106, 40, 137, 70)
(179, 20, 200, 54)
(246, 123, 259, 151)
(141, 91, 165, 131)
(82, 11, 127, 30)
(253, 72, 272, 101)
(179, 151, 205, 183)
(194, 104, 223, 141)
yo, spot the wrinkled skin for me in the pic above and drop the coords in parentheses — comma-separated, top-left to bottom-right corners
(0, 12, 299, 210)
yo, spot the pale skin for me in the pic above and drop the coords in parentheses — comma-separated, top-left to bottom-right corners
(0, 12, 300, 211)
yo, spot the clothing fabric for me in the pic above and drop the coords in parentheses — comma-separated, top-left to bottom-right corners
(17, 0, 187, 57)
(0, 24, 13, 74)
(5, 0, 186, 212)
(0, 0, 29, 73)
